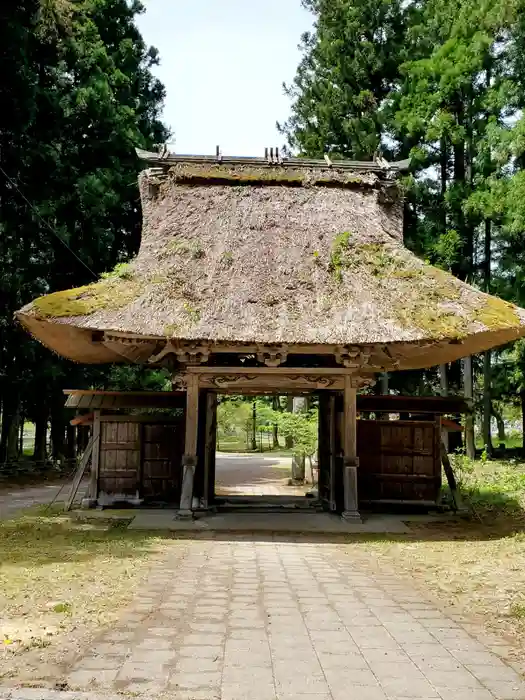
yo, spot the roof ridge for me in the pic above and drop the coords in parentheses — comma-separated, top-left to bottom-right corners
(135, 148, 410, 175)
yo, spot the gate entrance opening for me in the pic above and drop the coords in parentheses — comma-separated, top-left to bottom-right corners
(213, 394, 320, 505)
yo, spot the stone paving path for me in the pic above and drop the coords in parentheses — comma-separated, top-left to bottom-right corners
(52, 538, 525, 700)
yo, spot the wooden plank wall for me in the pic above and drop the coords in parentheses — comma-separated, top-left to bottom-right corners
(97, 416, 185, 503)
(357, 420, 441, 504)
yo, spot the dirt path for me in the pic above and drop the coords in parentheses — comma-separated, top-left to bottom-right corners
(215, 452, 311, 496)
(0, 480, 86, 519)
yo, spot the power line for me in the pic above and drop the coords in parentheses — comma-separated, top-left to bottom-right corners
(0, 164, 97, 280)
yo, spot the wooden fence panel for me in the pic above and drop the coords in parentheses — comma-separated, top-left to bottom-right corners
(357, 420, 441, 505)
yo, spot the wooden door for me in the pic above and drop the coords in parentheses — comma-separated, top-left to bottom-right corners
(141, 421, 185, 503)
(98, 420, 141, 497)
(318, 392, 338, 511)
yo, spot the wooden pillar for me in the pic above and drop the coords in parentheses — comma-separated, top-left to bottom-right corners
(202, 392, 217, 510)
(342, 376, 361, 521)
(178, 374, 199, 517)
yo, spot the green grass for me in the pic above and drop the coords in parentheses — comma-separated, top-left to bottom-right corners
(475, 431, 523, 450)
(444, 454, 525, 521)
(0, 506, 176, 682)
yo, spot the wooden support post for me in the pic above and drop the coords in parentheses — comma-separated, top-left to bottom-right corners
(65, 434, 95, 511)
(202, 392, 217, 510)
(342, 376, 361, 522)
(87, 410, 101, 505)
(178, 375, 199, 517)
(441, 440, 466, 513)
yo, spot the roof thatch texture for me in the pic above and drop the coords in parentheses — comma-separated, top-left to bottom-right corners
(17, 159, 525, 368)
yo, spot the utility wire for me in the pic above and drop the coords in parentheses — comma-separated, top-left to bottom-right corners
(0, 164, 98, 280)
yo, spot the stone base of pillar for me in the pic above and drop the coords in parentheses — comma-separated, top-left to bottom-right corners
(81, 498, 97, 509)
(175, 509, 194, 520)
(341, 509, 362, 522)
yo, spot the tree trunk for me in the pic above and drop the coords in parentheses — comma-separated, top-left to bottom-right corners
(439, 364, 449, 453)
(19, 413, 25, 456)
(463, 356, 475, 459)
(482, 352, 493, 457)
(440, 136, 448, 234)
(0, 390, 20, 463)
(285, 395, 293, 449)
(6, 409, 20, 462)
(33, 411, 48, 462)
(482, 219, 493, 457)
(65, 425, 76, 460)
(521, 391, 525, 456)
(251, 401, 257, 451)
(491, 404, 505, 444)
(50, 407, 66, 462)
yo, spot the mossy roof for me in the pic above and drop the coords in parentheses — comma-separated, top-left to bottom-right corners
(16, 161, 525, 367)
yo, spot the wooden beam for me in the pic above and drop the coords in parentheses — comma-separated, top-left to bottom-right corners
(65, 435, 95, 511)
(187, 366, 365, 376)
(356, 395, 470, 414)
(178, 374, 199, 516)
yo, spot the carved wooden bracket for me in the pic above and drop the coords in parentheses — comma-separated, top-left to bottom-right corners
(334, 345, 372, 370)
(256, 345, 288, 367)
(349, 375, 376, 389)
(171, 373, 189, 390)
(102, 333, 158, 363)
(149, 341, 210, 366)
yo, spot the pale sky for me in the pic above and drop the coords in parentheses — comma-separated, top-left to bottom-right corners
(136, 0, 313, 156)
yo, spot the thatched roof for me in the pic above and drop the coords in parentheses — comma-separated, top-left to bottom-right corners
(16, 152, 525, 369)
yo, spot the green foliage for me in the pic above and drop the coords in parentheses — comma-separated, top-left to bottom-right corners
(279, 0, 406, 159)
(0, 0, 168, 460)
(450, 456, 525, 519)
(329, 231, 352, 282)
(283, 0, 525, 415)
(273, 409, 318, 460)
(101, 262, 134, 280)
(102, 365, 171, 392)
